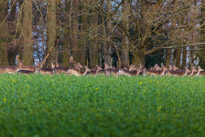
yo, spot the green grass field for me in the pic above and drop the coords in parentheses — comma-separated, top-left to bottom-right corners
(0, 74, 204, 137)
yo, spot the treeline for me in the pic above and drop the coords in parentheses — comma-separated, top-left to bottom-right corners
(0, 0, 204, 68)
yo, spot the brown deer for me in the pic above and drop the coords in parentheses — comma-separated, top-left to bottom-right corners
(36, 63, 55, 76)
(18, 62, 36, 72)
(52, 62, 69, 75)
(86, 65, 103, 76)
(0, 66, 20, 74)
(83, 66, 92, 75)
(172, 65, 179, 71)
(67, 69, 82, 76)
(118, 69, 138, 76)
(0, 55, 21, 74)
(188, 64, 198, 77)
(66, 62, 84, 76)
(167, 67, 191, 76)
(196, 66, 204, 77)
(153, 64, 161, 71)
(104, 63, 119, 77)
(146, 63, 168, 76)
(118, 64, 141, 76)
(129, 65, 137, 71)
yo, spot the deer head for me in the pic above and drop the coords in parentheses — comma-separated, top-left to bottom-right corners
(129, 65, 136, 71)
(96, 65, 102, 73)
(154, 64, 161, 71)
(196, 66, 204, 76)
(83, 66, 91, 75)
(51, 62, 55, 69)
(172, 65, 179, 71)
(104, 63, 111, 69)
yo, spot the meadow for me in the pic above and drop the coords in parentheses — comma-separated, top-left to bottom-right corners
(0, 74, 204, 137)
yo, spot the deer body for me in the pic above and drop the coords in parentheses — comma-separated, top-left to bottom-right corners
(0, 66, 19, 74)
(167, 67, 190, 76)
(67, 69, 82, 76)
(38, 68, 54, 75)
(17, 69, 35, 75)
(118, 69, 138, 76)
(196, 66, 204, 76)
(54, 67, 69, 74)
(146, 64, 167, 76)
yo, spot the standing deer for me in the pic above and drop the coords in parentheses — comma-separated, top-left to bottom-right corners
(145, 63, 168, 76)
(52, 62, 69, 75)
(167, 67, 191, 76)
(0, 56, 22, 74)
(104, 63, 119, 77)
(188, 64, 198, 77)
(196, 66, 204, 76)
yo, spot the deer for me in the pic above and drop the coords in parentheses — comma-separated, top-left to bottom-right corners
(18, 62, 36, 72)
(104, 63, 119, 77)
(172, 65, 180, 71)
(66, 62, 84, 76)
(67, 69, 82, 76)
(188, 64, 198, 77)
(145, 63, 168, 76)
(16, 61, 38, 74)
(118, 64, 141, 76)
(85, 65, 103, 76)
(52, 62, 69, 75)
(167, 67, 191, 76)
(35, 63, 55, 76)
(195, 66, 204, 77)
(138, 63, 146, 76)
(129, 65, 137, 71)
(199, 71, 205, 76)
(0, 66, 20, 74)
(67, 65, 90, 76)
(0, 56, 23, 74)
(83, 66, 92, 75)
(118, 69, 138, 77)
(153, 64, 161, 71)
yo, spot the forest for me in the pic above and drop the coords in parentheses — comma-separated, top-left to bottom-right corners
(0, 0, 205, 69)
(0, 1, 205, 136)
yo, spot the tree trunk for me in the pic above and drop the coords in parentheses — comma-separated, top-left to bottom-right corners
(0, 0, 9, 66)
(172, 49, 177, 66)
(132, 50, 145, 66)
(89, 1, 98, 68)
(173, 48, 181, 68)
(104, 0, 112, 66)
(190, 47, 194, 64)
(22, 0, 33, 66)
(121, 0, 130, 67)
(176, 49, 181, 68)
(72, 0, 80, 63)
(165, 49, 171, 68)
(78, 0, 88, 66)
(182, 47, 187, 68)
(62, 0, 71, 67)
(199, 1, 205, 68)
(47, 0, 57, 66)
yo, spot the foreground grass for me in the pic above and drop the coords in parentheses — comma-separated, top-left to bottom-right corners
(0, 74, 204, 137)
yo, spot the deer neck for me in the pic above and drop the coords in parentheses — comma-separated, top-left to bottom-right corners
(189, 70, 195, 77)
(160, 69, 166, 76)
(196, 69, 203, 77)
(183, 70, 188, 76)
